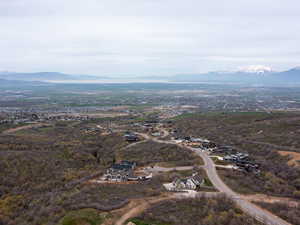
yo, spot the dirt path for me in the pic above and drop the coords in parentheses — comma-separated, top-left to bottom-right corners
(122, 140, 148, 150)
(1, 123, 50, 134)
(114, 191, 224, 225)
(243, 194, 299, 208)
(115, 196, 173, 225)
(141, 165, 196, 173)
(242, 140, 300, 152)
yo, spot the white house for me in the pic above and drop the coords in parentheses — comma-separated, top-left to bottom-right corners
(165, 173, 204, 191)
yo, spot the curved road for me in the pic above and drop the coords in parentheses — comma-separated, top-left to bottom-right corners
(194, 148, 290, 225)
(135, 132, 290, 225)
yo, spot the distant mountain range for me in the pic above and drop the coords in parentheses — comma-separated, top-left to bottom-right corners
(0, 67, 300, 86)
(0, 78, 51, 89)
(167, 67, 300, 86)
(0, 71, 108, 82)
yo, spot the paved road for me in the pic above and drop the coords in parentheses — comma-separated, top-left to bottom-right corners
(184, 147, 290, 225)
(136, 132, 290, 225)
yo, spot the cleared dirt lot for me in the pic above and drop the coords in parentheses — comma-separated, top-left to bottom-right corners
(278, 151, 300, 167)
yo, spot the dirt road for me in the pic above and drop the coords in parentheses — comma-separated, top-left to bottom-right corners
(143, 165, 196, 173)
(115, 196, 173, 225)
(243, 194, 299, 208)
(243, 140, 300, 152)
(1, 123, 50, 134)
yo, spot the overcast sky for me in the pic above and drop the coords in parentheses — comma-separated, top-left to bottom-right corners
(0, 0, 300, 76)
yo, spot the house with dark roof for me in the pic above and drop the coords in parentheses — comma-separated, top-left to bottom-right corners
(103, 161, 136, 182)
(124, 133, 139, 142)
(120, 160, 136, 169)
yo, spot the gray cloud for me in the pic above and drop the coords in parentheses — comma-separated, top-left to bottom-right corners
(0, 0, 299, 76)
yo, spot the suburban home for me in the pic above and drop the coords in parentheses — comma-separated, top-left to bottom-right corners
(224, 152, 249, 162)
(104, 161, 136, 182)
(214, 145, 236, 154)
(124, 133, 139, 142)
(119, 160, 136, 169)
(170, 173, 204, 191)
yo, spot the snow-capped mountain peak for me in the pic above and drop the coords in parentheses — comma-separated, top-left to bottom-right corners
(238, 65, 273, 74)
(291, 66, 300, 71)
